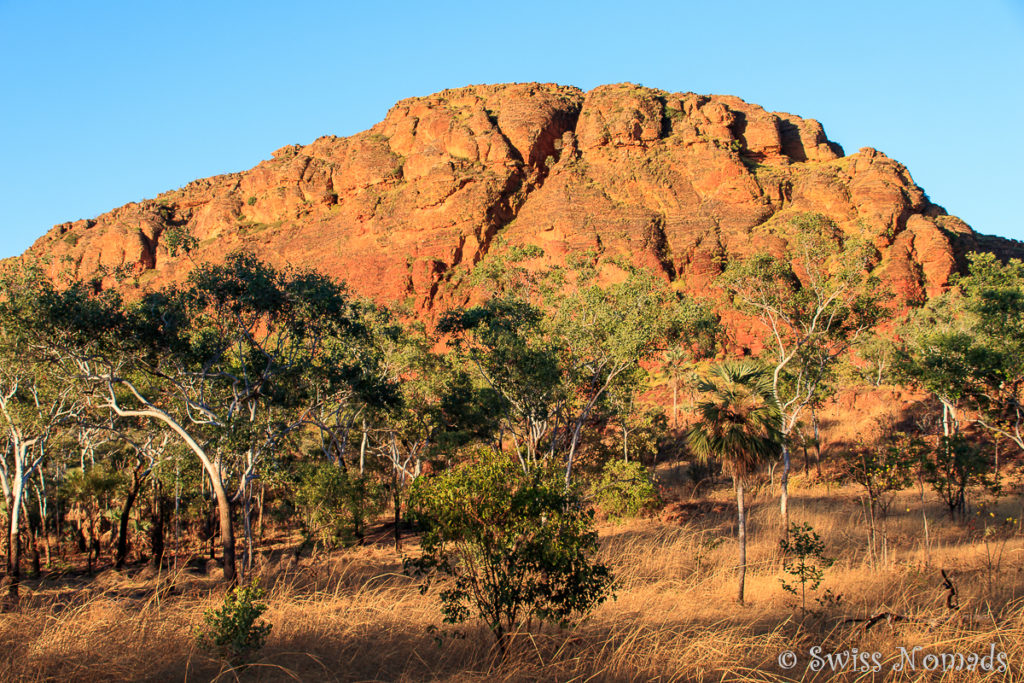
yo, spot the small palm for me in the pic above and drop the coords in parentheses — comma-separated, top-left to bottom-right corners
(686, 361, 782, 604)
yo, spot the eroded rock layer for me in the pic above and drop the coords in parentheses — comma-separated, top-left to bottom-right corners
(27, 82, 1024, 325)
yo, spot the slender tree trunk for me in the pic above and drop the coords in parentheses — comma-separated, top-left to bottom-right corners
(494, 625, 508, 663)
(1, 489, 9, 569)
(918, 476, 930, 565)
(205, 503, 216, 562)
(87, 522, 98, 574)
(241, 482, 254, 577)
(150, 522, 164, 571)
(214, 484, 236, 584)
(672, 380, 678, 430)
(393, 467, 402, 553)
(150, 487, 165, 571)
(812, 407, 822, 478)
(115, 474, 141, 569)
(866, 495, 877, 565)
(736, 476, 746, 605)
(27, 512, 40, 576)
(779, 441, 790, 530)
(7, 487, 23, 599)
(173, 453, 180, 571)
(255, 484, 265, 545)
(42, 529, 51, 569)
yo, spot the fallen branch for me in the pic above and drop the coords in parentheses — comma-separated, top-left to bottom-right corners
(842, 570, 960, 631)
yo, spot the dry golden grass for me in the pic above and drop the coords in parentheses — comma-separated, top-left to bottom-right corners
(2, 476, 1024, 682)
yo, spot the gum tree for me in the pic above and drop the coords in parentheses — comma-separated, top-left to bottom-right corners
(899, 253, 1024, 450)
(0, 262, 86, 597)
(956, 253, 1024, 450)
(28, 252, 380, 583)
(718, 213, 886, 527)
(551, 271, 720, 483)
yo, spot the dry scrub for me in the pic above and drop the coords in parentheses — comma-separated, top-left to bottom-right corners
(1, 478, 1023, 682)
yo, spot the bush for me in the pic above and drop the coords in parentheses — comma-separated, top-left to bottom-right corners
(779, 522, 833, 613)
(197, 580, 272, 664)
(924, 435, 995, 519)
(295, 462, 382, 549)
(595, 460, 659, 519)
(406, 450, 615, 656)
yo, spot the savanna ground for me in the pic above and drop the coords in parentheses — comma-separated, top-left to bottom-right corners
(1, 465, 1023, 683)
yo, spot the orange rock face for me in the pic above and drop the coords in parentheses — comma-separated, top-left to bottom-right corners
(26, 82, 1024, 330)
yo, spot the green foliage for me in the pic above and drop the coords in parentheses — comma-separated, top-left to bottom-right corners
(898, 253, 1024, 449)
(896, 293, 979, 419)
(841, 433, 917, 517)
(779, 522, 833, 612)
(443, 265, 720, 478)
(61, 466, 122, 510)
(952, 254, 1024, 443)
(246, 196, 257, 205)
(294, 462, 382, 548)
(846, 332, 897, 386)
(439, 298, 562, 463)
(163, 226, 198, 257)
(197, 580, 273, 664)
(552, 272, 697, 378)
(406, 450, 615, 651)
(686, 362, 783, 480)
(595, 460, 659, 519)
(466, 240, 545, 294)
(718, 213, 887, 432)
(923, 435, 994, 519)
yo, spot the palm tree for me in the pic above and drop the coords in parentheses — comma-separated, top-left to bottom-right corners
(686, 361, 782, 605)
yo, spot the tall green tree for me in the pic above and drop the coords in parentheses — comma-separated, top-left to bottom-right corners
(550, 272, 718, 483)
(718, 213, 886, 526)
(898, 253, 1024, 450)
(439, 298, 563, 468)
(364, 318, 494, 551)
(897, 293, 978, 437)
(686, 361, 782, 604)
(0, 261, 86, 597)
(957, 253, 1024, 450)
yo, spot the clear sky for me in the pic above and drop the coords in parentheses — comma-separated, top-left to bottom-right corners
(2, 0, 1022, 259)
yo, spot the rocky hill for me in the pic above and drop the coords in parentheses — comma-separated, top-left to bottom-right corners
(25, 82, 1024, 330)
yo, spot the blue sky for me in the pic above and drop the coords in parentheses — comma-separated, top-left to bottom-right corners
(1, 1, 1022, 259)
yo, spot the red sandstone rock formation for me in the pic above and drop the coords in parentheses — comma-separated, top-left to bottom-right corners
(25, 82, 1024, 327)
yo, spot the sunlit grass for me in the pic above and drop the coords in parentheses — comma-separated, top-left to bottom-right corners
(1, 475, 1023, 681)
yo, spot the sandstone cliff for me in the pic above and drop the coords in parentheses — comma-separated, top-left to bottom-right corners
(27, 82, 1024, 327)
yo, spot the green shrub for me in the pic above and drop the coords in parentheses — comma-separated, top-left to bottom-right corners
(295, 462, 382, 548)
(406, 450, 615, 656)
(779, 522, 833, 613)
(197, 580, 272, 664)
(595, 460, 659, 519)
(924, 435, 995, 520)
(246, 196, 257, 205)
